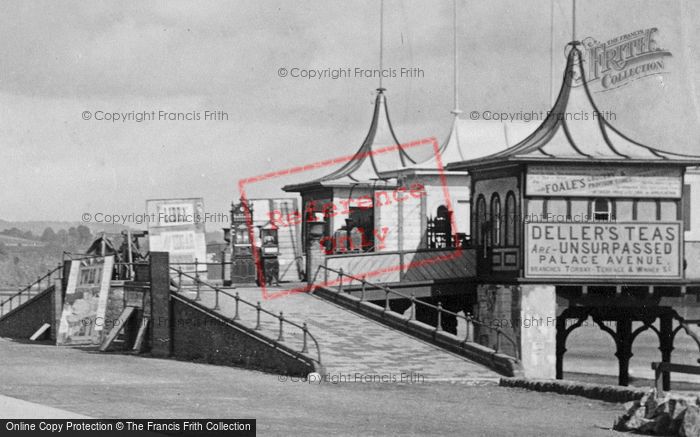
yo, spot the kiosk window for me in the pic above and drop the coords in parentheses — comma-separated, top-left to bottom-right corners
(592, 198, 612, 221)
(491, 193, 501, 246)
(505, 191, 516, 246)
(475, 195, 487, 246)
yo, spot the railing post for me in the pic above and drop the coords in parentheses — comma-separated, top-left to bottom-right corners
(436, 301, 443, 332)
(214, 287, 220, 310)
(255, 302, 261, 330)
(360, 278, 366, 302)
(177, 269, 183, 293)
(233, 292, 240, 320)
(384, 288, 390, 312)
(277, 311, 285, 341)
(409, 293, 416, 321)
(194, 260, 201, 301)
(495, 331, 501, 354)
(302, 322, 309, 353)
(465, 312, 472, 343)
(337, 268, 344, 294)
(221, 257, 225, 282)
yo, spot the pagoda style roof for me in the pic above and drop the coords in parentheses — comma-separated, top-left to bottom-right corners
(394, 116, 535, 175)
(447, 43, 700, 172)
(283, 88, 412, 192)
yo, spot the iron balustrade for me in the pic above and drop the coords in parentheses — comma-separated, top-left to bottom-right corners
(169, 258, 232, 282)
(169, 266, 322, 366)
(0, 264, 62, 317)
(314, 264, 520, 360)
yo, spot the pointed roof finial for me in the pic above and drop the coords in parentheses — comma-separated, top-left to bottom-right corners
(447, 44, 700, 170)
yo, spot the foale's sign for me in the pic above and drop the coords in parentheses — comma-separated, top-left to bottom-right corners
(526, 165, 682, 198)
(524, 222, 682, 279)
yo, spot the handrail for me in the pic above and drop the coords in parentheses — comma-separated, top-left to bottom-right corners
(0, 264, 62, 317)
(323, 246, 467, 261)
(169, 259, 232, 283)
(316, 264, 519, 361)
(169, 266, 322, 366)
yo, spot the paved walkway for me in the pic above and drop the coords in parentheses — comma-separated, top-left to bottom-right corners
(0, 339, 621, 436)
(0, 394, 90, 419)
(184, 285, 497, 381)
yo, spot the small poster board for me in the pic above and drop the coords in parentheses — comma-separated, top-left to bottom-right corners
(56, 255, 114, 345)
(146, 198, 207, 275)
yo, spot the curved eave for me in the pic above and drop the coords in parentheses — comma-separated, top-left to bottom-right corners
(447, 155, 700, 173)
(283, 89, 411, 192)
(447, 42, 700, 173)
(381, 167, 470, 178)
(282, 178, 398, 193)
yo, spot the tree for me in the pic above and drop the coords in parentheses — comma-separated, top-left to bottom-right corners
(56, 229, 68, 244)
(2, 227, 23, 238)
(68, 227, 79, 242)
(76, 225, 92, 245)
(41, 227, 57, 242)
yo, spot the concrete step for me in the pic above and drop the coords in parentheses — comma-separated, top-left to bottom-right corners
(181, 285, 498, 381)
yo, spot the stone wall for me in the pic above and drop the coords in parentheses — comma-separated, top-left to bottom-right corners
(170, 296, 318, 377)
(475, 283, 518, 356)
(0, 286, 54, 339)
(475, 283, 557, 379)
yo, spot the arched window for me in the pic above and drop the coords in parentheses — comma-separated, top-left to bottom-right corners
(505, 191, 517, 246)
(592, 198, 612, 221)
(491, 193, 501, 246)
(476, 195, 486, 246)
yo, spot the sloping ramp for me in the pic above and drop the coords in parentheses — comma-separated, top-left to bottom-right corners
(190, 285, 499, 381)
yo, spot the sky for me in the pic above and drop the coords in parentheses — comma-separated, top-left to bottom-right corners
(0, 0, 698, 226)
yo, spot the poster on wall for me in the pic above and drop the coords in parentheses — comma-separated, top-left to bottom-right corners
(146, 198, 207, 274)
(524, 222, 682, 279)
(56, 255, 114, 345)
(526, 165, 682, 198)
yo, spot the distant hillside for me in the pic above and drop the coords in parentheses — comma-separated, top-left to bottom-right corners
(0, 219, 130, 236)
(0, 220, 101, 288)
(0, 234, 46, 247)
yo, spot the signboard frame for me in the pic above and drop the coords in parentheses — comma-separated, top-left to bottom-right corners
(523, 221, 683, 281)
(525, 164, 683, 199)
(146, 197, 207, 274)
(56, 255, 115, 345)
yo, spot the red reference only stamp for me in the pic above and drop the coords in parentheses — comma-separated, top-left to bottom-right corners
(237, 137, 466, 300)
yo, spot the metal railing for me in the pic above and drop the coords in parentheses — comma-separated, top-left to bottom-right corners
(169, 266, 321, 365)
(0, 264, 62, 317)
(315, 265, 519, 360)
(170, 259, 231, 282)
